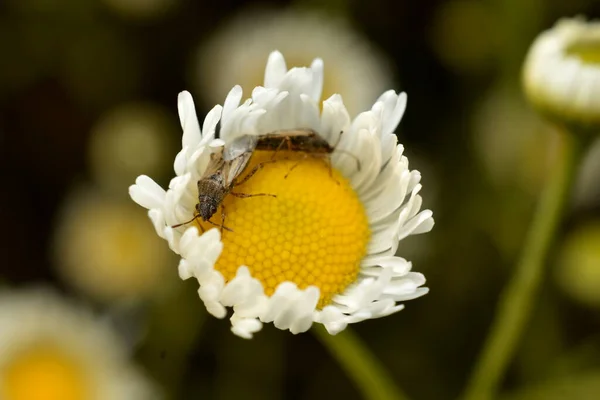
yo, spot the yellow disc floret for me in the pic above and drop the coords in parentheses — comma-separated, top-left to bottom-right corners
(197, 150, 370, 309)
(1, 343, 90, 400)
(567, 41, 600, 65)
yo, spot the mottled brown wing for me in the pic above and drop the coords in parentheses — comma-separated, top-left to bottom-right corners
(201, 146, 227, 178)
(261, 128, 316, 138)
(221, 150, 254, 187)
(255, 128, 325, 153)
(220, 135, 258, 186)
(224, 135, 258, 160)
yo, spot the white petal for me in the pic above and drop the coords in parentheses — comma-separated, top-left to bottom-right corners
(362, 255, 411, 272)
(222, 85, 243, 122)
(398, 209, 435, 241)
(299, 93, 321, 131)
(173, 147, 188, 176)
(148, 209, 167, 239)
(129, 175, 166, 210)
(198, 272, 226, 318)
(315, 306, 349, 335)
(289, 287, 319, 334)
(377, 91, 407, 136)
(178, 91, 202, 148)
(200, 105, 223, 146)
(320, 94, 351, 145)
(309, 57, 324, 103)
(230, 315, 263, 339)
(264, 51, 288, 88)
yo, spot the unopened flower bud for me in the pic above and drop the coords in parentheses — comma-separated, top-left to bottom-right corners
(523, 18, 600, 134)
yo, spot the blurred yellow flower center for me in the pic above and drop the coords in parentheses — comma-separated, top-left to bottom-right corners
(60, 199, 170, 302)
(567, 42, 600, 65)
(197, 151, 370, 308)
(1, 344, 90, 400)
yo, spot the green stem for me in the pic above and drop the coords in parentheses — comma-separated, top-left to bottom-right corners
(461, 129, 586, 400)
(313, 325, 410, 400)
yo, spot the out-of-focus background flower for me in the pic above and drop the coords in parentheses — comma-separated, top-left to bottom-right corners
(1, 0, 600, 399)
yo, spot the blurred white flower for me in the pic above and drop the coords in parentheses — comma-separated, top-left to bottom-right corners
(88, 103, 176, 194)
(0, 288, 158, 400)
(193, 9, 394, 117)
(53, 187, 173, 304)
(523, 17, 600, 130)
(131, 51, 433, 338)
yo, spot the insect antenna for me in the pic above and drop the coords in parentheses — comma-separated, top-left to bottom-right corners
(171, 214, 201, 229)
(332, 148, 362, 171)
(330, 130, 361, 171)
(171, 214, 233, 233)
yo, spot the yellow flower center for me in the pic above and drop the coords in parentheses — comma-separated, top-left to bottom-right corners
(196, 151, 370, 308)
(1, 344, 90, 400)
(60, 200, 170, 301)
(567, 41, 600, 65)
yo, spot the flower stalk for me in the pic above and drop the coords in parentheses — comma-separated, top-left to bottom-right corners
(313, 325, 410, 400)
(462, 128, 587, 400)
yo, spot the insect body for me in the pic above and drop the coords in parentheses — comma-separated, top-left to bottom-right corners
(172, 129, 357, 231)
(172, 136, 274, 231)
(255, 128, 331, 153)
(254, 128, 360, 176)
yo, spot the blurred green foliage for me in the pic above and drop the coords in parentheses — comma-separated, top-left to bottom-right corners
(1, 0, 600, 399)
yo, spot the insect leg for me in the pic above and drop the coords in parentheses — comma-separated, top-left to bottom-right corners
(283, 152, 311, 179)
(234, 159, 280, 186)
(327, 162, 340, 185)
(230, 191, 277, 198)
(220, 203, 226, 234)
(207, 214, 233, 232)
(270, 136, 292, 160)
(306, 155, 340, 185)
(283, 161, 301, 179)
(284, 135, 293, 151)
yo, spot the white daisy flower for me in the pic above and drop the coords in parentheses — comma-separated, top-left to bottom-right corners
(193, 9, 393, 117)
(0, 288, 158, 400)
(53, 186, 174, 304)
(523, 17, 600, 129)
(130, 51, 434, 338)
